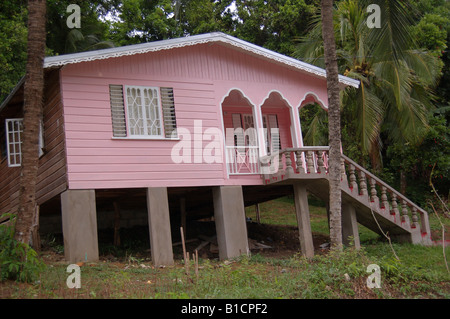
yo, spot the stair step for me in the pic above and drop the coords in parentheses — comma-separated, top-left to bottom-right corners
(261, 147, 432, 245)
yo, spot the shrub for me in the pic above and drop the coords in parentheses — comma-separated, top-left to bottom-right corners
(0, 214, 46, 282)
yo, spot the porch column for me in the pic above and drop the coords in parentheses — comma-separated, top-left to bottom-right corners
(61, 189, 99, 263)
(213, 186, 249, 260)
(293, 183, 314, 257)
(342, 203, 361, 249)
(146, 187, 174, 266)
(254, 105, 266, 158)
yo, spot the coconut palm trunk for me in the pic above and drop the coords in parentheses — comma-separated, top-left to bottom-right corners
(321, 0, 343, 249)
(14, 0, 47, 249)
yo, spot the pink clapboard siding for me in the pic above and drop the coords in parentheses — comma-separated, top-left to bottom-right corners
(60, 43, 329, 189)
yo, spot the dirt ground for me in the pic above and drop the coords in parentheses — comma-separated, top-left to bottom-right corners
(40, 221, 330, 263)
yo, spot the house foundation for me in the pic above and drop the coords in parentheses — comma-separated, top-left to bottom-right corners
(213, 185, 249, 260)
(146, 187, 174, 266)
(61, 189, 99, 263)
(342, 203, 361, 249)
(293, 183, 315, 258)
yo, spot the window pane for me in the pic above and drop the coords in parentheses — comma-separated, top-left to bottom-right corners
(127, 87, 145, 135)
(6, 119, 23, 167)
(143, 88, 161, 136)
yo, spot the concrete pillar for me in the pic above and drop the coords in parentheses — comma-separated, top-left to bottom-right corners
(342, 204, 361, 249)
(146, 187, 174, 266)
(293, 184, 314, 258)
(213, 186, 249, 260)
(61, 189, 98, 263)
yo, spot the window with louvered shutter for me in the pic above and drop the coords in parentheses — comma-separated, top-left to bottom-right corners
(160, 87, 177, 138)
(109, 85, 127, 137)
(109, 85, 177, 139)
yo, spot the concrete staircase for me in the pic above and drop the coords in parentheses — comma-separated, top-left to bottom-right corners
(260, 147, 433, 246)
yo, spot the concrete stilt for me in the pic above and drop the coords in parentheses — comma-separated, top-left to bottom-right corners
(146, 187, 174, 266)
(213, 186, 249, 260)
(293, 184, 314, 258)
(342, 203, 361, 249)
(61, 189, 99, 263)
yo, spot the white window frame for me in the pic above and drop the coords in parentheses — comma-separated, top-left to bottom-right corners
(124, 85, 165, 139)
(5, 118, 44, 168)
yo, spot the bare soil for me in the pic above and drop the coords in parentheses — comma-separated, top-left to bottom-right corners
(40, 221, 330, 263)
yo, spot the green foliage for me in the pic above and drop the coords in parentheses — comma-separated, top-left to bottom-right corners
(0, 2, 27, 104)
(296, 0, 444, 176)
(413, 13, 448, 57)
(46, 0, 115, 54)
(233, 0, 318, 56)
(386, 114, 449, 205)
(299, 103, 329, 146)
(0, 214, 46, 283)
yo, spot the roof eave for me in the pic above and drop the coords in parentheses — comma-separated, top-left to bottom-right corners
(0, 76, 25, 113)
(43, 32, 360, 89)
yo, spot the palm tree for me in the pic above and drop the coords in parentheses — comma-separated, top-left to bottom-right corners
(65, 28, 115, 53)
(14, 0, 47, 249)
(321, 0, 343, 249)
(296, 0, 441, 169)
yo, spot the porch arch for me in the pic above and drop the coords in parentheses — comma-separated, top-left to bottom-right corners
(259, 90, 300, 155)
(297, 92, 329, 147)
(298, 91, 328, 111)
(220, 88, 261, 175)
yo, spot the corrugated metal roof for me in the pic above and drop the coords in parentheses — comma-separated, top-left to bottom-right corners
(1, 32, 360, 111)
(44, 32, 360, 88)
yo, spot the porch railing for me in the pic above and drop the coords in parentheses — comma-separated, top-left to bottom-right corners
(226, 145, 260, 175)
(260, 146, 330, 175)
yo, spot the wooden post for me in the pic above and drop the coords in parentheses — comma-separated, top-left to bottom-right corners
(113, 201, 121, 247)
(180, 197, 186, 241)
(255, 203, 261, 224)
(180, 227, 188, 275)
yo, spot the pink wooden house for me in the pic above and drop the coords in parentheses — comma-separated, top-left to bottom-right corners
(0, 33, 432, 265)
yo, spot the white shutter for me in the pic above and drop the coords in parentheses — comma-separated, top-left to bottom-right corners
(109, 85, 127, 137)
(160, 87, 177, 138)
(242, 114, 256, 146)
(232, 113, 244, 147)
(268, 114, 281, 153)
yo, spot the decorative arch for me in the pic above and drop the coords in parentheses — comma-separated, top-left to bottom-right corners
(259, 90, 300, 151)
(220, 88, 256, 109)
(259, 90, 293, 110)
(220, 88, 261, 175)
(297, 92, 329, 148)
(298, 91, 328, 111)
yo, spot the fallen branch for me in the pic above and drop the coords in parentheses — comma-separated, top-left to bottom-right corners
(370, 207, 400, 261)
(180, 227, 188, 275)
(428, 201, 449, 274)
(429, 163, 450, 218)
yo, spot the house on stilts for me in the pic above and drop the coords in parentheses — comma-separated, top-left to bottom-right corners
(0, 33, 432, 265)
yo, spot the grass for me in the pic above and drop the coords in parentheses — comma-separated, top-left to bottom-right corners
(1, 196, 449, 299)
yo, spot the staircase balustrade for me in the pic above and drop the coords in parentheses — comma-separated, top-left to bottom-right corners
(261, 147, 432, 244)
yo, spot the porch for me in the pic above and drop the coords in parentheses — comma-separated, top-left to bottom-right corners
(221, 89, 298, 176)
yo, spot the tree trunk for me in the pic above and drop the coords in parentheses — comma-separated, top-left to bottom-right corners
(14, 0, 47, 249)
(321, 0, 343, 249)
